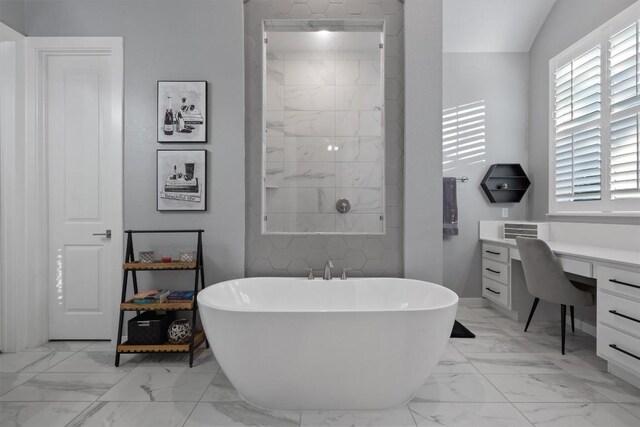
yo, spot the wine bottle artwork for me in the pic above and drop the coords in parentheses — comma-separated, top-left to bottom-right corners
(158, 81, 207, 143)
(164, 96, 174, 136)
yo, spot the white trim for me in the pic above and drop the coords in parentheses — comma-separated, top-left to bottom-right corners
(547, 211, 640, 217)
(548, 2, 640, 216)
(565, 315, 597, 337)
(24, 37, 124, 348)
(0, 22, 25, 353)
(609, 363, 640, 389)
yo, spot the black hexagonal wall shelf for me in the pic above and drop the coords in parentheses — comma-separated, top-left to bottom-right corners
(480, 163, 531, 203)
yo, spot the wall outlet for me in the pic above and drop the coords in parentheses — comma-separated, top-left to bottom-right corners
(501, 208, 509, 218)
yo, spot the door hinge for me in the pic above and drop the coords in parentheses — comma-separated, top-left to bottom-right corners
(264, 37, 268, 44)
(379, 43, 384, 49)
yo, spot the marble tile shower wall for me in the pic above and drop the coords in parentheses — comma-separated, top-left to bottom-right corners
(265, 45, 384, 234)
(245, 0, 404, 277)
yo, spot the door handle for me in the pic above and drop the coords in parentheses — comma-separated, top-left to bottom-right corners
(93, 230, 112, 239)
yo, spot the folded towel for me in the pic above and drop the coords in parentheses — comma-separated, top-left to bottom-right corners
(443, 177, 459, 236)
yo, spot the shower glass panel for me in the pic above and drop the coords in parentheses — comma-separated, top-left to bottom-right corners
(262, 20, 385, 234)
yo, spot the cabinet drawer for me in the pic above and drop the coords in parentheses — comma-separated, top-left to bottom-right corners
(598, 292, 640, 339)
(482, 243, 508, 263)
(598, 266, 640, 300)
(482, 258, 509, 285)
(482, 277, 509, 308)
(558, 257, 592, 277)
(597, 324, 640, 375)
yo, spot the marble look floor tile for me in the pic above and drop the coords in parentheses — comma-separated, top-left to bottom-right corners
(541, 353, 608, 374)
(0, 402, 91, 427)
(409, 402, 532, 427)
(485, 374, 612, 403)
(432, 361, 479, 374)
(184, 401, 300, 427)
(200, 369, 241, 402)
(433, 344, 478, 374)
(67, 401, 196, 427)
(0, 351, 75, 373)
(469, 308, 509, 319)
(0, 373, 37, 396)
(80, 341, 117, 352)
(98, 372, 213, 402)
(455, 320, 514, 338)
(45, 351, 136, 373)
(572, 372, 640, 403)
(132, 349, 220, 373)
(466, 353, 565, 374)
(515, 402, 640, 426)
(412, 374, 507, 403)
(451, 337, 550, 354)
(523, 333, 597, 355)
(619, 402, 640, 418)
(300, 406, 415, 426)
(454, 307, 487, 322)
(0, 373, 125, 401)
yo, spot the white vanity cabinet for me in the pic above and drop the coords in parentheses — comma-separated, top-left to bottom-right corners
(481, 243, 511, 309)
(596, 265, 640, 376)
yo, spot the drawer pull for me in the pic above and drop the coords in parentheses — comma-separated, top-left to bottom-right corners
(485, 268, 501, 274)
(609, 344, 640, 361)
(609, 310, 640, 324)
(485, 250, 501, 255)
(609, 279, 640, 290)
(485, 287, 501, 295)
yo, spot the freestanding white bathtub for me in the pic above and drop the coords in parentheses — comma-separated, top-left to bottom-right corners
(198, 277, 458, 410)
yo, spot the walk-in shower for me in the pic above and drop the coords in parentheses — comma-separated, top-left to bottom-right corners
(262, 20, 385, 234)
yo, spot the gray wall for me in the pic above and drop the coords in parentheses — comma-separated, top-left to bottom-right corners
(443, 53, 529, 297)
(0, 0, 25, 33)
(244, 0, 406, 278)
(404, 0, 443, 284)
(26, 0, 246, 286)
(527, 0, 638, 224)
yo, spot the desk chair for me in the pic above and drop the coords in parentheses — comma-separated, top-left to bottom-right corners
(515, 237, 595, 354)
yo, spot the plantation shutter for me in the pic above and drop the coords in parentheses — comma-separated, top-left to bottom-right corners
(609, 20, 640, 200)
(554, 46, 602, 202)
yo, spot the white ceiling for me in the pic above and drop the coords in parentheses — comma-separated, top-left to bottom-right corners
(444, 0, 557, 53)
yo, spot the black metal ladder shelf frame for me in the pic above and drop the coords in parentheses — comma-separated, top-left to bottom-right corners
(115, 229, 207, 367)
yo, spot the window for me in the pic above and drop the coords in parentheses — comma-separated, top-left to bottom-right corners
(549, 3, 640, 214)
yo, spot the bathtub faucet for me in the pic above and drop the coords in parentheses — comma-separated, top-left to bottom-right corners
(323, 260, 334, 280)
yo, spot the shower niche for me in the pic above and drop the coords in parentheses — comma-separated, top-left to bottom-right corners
(262, 20, 385, 234)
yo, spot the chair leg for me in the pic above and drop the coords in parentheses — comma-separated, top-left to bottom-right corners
(570, 306, 575, 333)
(561, 304, 567, 355)
(524, 298, 540, 332)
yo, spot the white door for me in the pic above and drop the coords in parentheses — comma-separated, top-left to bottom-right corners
(46, 44, 123, 339)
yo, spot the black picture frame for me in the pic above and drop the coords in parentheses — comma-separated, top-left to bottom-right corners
(157, 149, 207, 211)
(157, 81, 208, 143)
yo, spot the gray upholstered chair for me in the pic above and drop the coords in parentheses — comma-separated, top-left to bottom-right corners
(515, 237, 595, 354)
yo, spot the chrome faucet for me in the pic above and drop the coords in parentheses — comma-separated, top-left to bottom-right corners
(323, 260, 334, 280)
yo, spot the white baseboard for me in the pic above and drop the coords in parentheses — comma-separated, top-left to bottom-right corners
(609, 363, 640, 389)
(458, 298, 489, 307)
(565, 315, 596, 337)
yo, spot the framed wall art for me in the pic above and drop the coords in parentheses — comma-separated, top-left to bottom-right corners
(157, 149, 207, 211)
(157, 81, 207, 143)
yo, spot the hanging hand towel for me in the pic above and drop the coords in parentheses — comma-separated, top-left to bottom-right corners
(443, 177, 459, 236)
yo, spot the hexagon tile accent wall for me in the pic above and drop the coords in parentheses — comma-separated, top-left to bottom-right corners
(244, 0, 405, 278)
